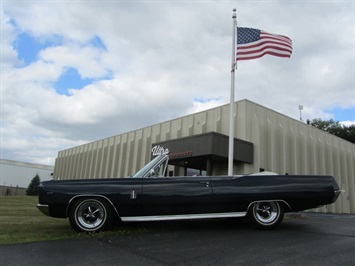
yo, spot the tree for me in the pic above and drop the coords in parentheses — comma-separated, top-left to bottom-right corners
(26, 174, 41, 196)
(308, 118, 355, 144)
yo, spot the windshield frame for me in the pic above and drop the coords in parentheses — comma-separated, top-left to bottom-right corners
(132, 154, 169, 178)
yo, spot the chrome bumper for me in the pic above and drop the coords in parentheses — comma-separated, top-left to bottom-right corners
(332, 190, 341, 203)
(37, 204, 50, 216)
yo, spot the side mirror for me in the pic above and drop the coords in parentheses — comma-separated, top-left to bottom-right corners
(148, 169, 155, 177)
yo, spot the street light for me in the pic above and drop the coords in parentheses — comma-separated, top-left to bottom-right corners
(298, 105, 303, 122)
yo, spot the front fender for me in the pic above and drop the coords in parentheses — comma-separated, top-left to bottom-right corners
(66, 194, 121, 219)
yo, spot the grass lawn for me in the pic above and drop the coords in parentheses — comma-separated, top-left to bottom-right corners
(0, 196, 132, 245)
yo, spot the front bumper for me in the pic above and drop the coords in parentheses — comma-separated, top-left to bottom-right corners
(37, 204, 50, 216)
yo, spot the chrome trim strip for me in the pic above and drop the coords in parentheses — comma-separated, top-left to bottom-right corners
(37, 204, 50, 216)
(121, 212, 246, 222)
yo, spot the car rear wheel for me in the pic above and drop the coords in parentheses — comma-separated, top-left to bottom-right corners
(248, 201, 284, 229)
(69, 198, 112, 233)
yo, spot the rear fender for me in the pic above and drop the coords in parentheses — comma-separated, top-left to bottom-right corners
(247, 200, 292, 213)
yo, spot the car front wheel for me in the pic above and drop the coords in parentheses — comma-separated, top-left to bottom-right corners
(69, 198, 112, 233)
(248, 201, 284, 229)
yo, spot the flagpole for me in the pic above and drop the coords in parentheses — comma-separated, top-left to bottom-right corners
(228, 9, 237, 176)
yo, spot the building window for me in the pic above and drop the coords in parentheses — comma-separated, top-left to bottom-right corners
(187, 168, 206, 176)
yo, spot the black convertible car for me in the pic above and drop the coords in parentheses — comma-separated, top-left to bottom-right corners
(37, 154, 340, 232)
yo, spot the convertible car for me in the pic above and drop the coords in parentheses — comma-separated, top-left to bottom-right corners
(37, 154, 341, 232)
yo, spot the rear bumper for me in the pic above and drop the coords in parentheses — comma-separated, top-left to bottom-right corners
(332, 190, 341, 203)
(37, 204, 50, 216)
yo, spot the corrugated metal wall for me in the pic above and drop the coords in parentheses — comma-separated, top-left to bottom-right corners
(54, 99, 355, 214)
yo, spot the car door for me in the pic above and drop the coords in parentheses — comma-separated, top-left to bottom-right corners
(209, 176, 249, 213)
(140, 176, 213, 217)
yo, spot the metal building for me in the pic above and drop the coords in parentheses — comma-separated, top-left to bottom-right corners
(53, 99, 355, 214)
(0, 159, 54, 196)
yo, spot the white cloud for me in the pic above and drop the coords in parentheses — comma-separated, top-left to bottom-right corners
(1, 1, 354, 165)
(341, 121, 355, 127)
(0, 10, 20, 68)
(39, 44, 109, 79)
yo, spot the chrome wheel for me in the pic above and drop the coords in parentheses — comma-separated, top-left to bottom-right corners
(69, 198, 111, 232)
(255, 202, 278, 223)
(248, 201, 284, 229)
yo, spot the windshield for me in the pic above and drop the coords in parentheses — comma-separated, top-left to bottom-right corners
(133, 154, 168, 178)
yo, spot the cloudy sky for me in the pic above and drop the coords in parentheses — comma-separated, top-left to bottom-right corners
(1, 0, 354, 165)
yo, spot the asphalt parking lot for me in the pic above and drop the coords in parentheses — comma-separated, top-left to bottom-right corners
(1, 213, 354, 266)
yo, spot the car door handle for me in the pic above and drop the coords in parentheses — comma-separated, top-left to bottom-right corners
(130, 190, 137, 200)
(199, 181, 210, 187)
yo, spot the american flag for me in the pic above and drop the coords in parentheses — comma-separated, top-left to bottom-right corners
(237, 27, 292, 61)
